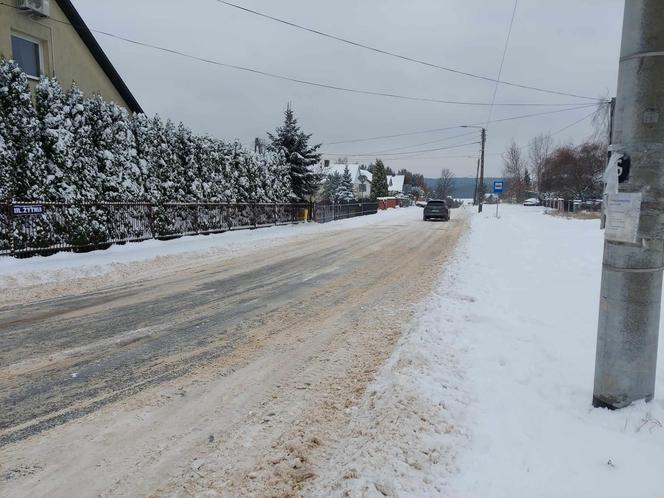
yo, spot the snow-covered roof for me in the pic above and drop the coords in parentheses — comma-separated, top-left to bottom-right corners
(328, 163, 356, 177)
(359, 170, 372, 183)
(386, 175, 405, 193)
(328, 164, 372, 184)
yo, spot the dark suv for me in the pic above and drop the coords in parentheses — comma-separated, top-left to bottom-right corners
(423, 199, 450, 221)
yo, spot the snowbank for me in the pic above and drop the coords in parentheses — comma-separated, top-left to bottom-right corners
(313, 204, 664, 497)
(0, 208, 416, 288)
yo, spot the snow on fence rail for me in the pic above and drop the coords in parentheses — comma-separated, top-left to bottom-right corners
(0, 202, 309, 257)
(0, 201, 379, 257)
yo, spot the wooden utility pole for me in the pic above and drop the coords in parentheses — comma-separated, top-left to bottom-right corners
(478, 128, 486, 213)
(473, 158, 480, 205)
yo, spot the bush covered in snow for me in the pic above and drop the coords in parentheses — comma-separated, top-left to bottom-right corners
(0, 60, 297, 250)
(0, 60, 293, 206)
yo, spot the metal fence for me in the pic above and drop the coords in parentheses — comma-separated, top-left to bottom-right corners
(542, 198, 602, 212)
(0, 200, 380, 257)
(0, 202, 308, 257)
(312, 201, 378, 224)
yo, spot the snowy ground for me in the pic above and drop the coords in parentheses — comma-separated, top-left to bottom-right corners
(0, 208, 412, 305)
(311, 204, 664, 497)
(4, 204, 663, 497)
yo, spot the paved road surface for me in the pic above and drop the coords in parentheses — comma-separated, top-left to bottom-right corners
(0, 207, 468, 497)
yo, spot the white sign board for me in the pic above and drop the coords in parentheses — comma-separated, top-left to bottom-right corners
(605, 192, 642, 243)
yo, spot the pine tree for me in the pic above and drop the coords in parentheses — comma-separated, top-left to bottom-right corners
(322, 172, 342, 201)
(371, 159, 389, 199)
(267, 105, 322, 201)
(0, 59, 47, 200)
(336, 166, 355, 201)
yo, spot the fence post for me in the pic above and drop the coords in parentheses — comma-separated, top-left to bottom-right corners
(7, 203, 15, 258)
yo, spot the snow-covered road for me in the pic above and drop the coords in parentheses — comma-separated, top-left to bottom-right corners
(0, 206, 469, 497)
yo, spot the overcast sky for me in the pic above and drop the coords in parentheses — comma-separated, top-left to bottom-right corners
(75, 0, 624, 178)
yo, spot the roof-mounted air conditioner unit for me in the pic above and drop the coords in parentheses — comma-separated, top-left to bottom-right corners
(16, 0, 50, 17)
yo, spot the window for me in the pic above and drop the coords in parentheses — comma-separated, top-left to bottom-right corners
(11, 34, 42, 78)
(359, 184, 367, 193)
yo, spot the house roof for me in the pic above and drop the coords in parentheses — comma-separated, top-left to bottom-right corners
(56, 0, 143, 114)
(386, 175, 405, 193)
(328, 164, 372, 184)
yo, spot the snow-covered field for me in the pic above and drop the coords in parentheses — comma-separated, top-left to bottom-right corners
(313, 204, 664, 497)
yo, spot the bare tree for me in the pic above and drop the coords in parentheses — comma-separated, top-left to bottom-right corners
(528, 133, 552, 191)
(539, 141, 606, 200)
(503, 140, 527, 202)
(435, 168, 455, 199)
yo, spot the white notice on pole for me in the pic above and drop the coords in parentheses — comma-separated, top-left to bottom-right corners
(605, 192, 642, 243)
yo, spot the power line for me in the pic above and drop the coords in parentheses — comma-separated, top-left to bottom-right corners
(322, 103, 601, 145)
(213, 0, 600, 101)
(362, 130, 478, 155)
(323, 140, 480, 158)
(550, 106, 604, 136)
(349, 152, 504, 162)
(485, 0, 519, 128)
(0, 1, 588, 109)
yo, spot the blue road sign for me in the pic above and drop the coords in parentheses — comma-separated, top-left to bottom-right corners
(493, 181, 504, 194)
(12, 205, 44, 216)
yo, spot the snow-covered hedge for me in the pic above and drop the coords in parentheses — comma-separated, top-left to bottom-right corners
(0, 60, 293, 205)
(0, 60, 296, 250)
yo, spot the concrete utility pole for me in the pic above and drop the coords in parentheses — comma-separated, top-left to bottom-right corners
(593, 0, 664, 409)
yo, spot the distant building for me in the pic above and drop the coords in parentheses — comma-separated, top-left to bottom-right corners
(386, 175, 405, 195)
(328, 164, 373, 199)
(0, 0, 142, 112)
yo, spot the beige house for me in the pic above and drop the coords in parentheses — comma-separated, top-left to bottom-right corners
(0, 0, 141, 112)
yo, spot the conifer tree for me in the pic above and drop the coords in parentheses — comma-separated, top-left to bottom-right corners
(174, 122, 197, 201)
(267, 151, 292, 202)
(371, 159, 389, 199)
(108, 103, 141, 201)
(322, 172, 342, 201)
(0, 59, 47, 200)
(267, 105, 322, 201)
(0, 132, 11, 201)
(336, 166, 356, 201)
(65, 84, 96, 202)
(35, 77, 74, 201)
(132, 112, 153, 201)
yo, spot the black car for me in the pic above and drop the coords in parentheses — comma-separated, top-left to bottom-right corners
(423, 199, 450, 221)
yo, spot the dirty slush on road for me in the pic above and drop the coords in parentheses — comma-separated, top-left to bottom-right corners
(0, 209, 468, 497)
